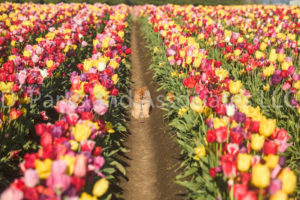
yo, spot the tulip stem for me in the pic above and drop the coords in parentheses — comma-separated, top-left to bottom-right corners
(258, 188, 263, 200)
(230, 182, 234, 200)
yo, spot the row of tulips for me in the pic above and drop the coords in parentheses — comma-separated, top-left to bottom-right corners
(0, 4, 131, 200)
(166, 4, 300, 197)
(0, 4, 109, 191)
(170, 5, 300, 113)
(139, 5, 297, 200)
(0, 3, 81, 61)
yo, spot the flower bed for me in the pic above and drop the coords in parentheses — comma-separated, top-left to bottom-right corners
(0, 4, 132, 200)
(140, 5, 298, 200)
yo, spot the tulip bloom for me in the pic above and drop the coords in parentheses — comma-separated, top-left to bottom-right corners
(278, 168, 297, 194)
(229, 80, 242, 94)
(237, 153, 252, 172)
(251, 164, 270, 188)
(190, 96, 204, 113)
(34, 159, 53, 179)
(72, 123, 92, 142)
(74, 154, 87, 178)
(251, 134, 265, 151)
(92, 178, 109, 197)
(259, 118, 276, 137)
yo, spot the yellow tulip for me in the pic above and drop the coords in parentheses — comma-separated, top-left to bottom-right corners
(259, 117, 276, 137)
(80, 192, 97, 200)
(281, 62, 290, 71)
(260, 42, 268, 51)
(293, 80, 300, 90)
(105, 121, 115, 134)
(237, 153, 252, 172)
(72, 123, 92, 142)
(264, 154, 279, 169)
(102, 37, 110, 49)
(270, 191, 287, 200)
(263, 65, 275, 77)
(194, 145, 206, 160)
(255, 51, 265, 60)
(190, 96, 204, 113)
(277, 54, 286, 63)
(269, 52, 277, 63)
(213, 117, 229, 129)
(112, 74, 119, 84)
(229, 80, 242, 95)
(35, 159, 53, 179)
(21, 108, 27, 117)
(251, 134, 265, 151)
(69, 140, 79, 151)
(5, 94, 17, 107)
(0, 82, 14, 93)
(234, 49, 241, 57)
(46, 60, 54, 68)
(186, 56, 192, 65)
(278, 168, 297, 194)
(215, 68, 229, 81)
(60, 154, 75, 175)
(23, 50, 31, 58)
(92, 178, 109, 197)
(193, 58, 201, 68)
(251, 164, 270, 188)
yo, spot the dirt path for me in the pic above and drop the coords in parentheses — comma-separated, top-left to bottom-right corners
(118, 16, 185, 200)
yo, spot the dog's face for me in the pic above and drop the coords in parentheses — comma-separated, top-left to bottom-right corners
(135, 87, 148, 100)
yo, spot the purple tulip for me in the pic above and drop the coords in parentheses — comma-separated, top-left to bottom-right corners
(51, 125, 63, 138)
(80, 73, 88, 81)
(290, 98, 298, 107)
(271, 74, 282, 85)
(233, 111, 246, 123)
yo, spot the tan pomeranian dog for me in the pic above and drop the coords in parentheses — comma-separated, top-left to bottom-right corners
(131, 87, 151, 120)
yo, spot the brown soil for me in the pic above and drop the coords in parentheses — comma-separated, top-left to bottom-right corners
(117, 17, 185, 200)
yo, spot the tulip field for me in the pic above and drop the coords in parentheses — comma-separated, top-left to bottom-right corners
(0, 2, 299, 200)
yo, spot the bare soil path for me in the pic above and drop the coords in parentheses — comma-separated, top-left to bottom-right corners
(117, 16, 185, 200)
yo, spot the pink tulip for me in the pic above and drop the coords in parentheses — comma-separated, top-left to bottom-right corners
(67, 113, 79, 125)
(282, 81, 291, 90)
(81, 41, 88, 47)
(0, 187, 23, 200)
(51, 160, 67, 175)
(46, 174, 71, 193)
(32, 54, 39, 63)
(169, 59, 176, 65)
(80, 140, 96, 152)
(16, 70, 27, 85)
(93, 156, 105, 170)
(74, 154, 87, 177)
(269, 179, 282, 195)
(271, 165, 282, 179)
(24, 169, 39, 188)
(93, 100, 108, 115)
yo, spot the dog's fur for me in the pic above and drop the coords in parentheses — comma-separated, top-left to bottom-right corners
(131, 87, 151, 120)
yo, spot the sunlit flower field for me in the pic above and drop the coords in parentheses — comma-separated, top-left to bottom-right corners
(0, 2, 299, 200)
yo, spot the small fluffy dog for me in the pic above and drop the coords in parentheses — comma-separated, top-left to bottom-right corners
(131, 87, 151, 120)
